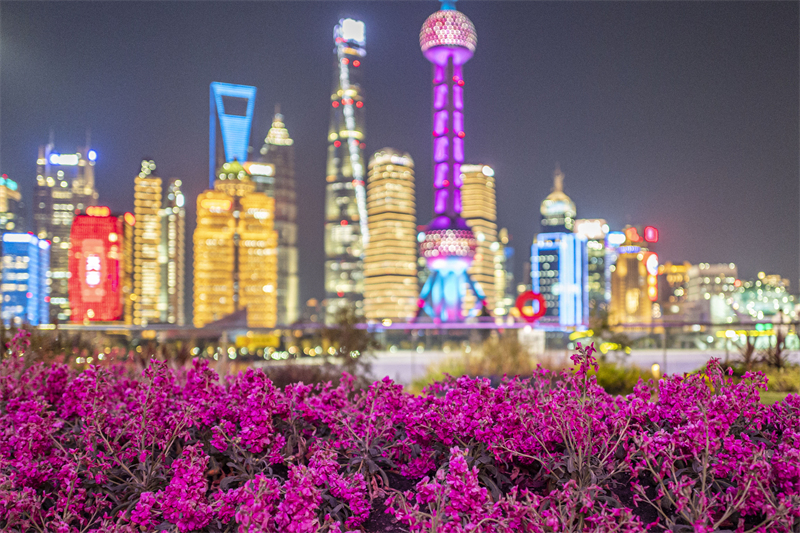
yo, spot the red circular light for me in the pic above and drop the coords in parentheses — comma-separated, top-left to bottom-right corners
(516, 291, 547, 323)
(332, 101, 340, 108)
(433, 131, 438, 137)
(442, 180, 450, 187)
(359, 143, 366, 149)
(340, 220, 348, 226)
(353, 60, 360, 67)
(458, 80, 465, 86)
(452, 76, 458, 82)
(342, 58, 349, 65)
(334, 141, 341, 147)
(458, 131, 465, 138)
(356, 101, 363, 108)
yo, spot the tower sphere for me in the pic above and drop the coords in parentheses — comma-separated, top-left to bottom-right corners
(420, 9, 477, 59)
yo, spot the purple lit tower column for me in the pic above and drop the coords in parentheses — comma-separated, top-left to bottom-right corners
(416, 0, 486, 322)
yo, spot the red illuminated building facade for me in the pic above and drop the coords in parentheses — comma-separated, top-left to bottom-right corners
(68, 207, 125, 322)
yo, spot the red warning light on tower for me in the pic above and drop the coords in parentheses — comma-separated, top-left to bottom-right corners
(644, 226, 659, 243)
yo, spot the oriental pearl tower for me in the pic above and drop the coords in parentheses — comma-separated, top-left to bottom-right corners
(415, 0, 487, 322)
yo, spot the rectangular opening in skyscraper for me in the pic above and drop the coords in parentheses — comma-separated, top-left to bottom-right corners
(221, 96, 249, 117)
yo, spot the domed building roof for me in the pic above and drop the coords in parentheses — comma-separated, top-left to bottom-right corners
(420, 8, 477, 53)
(540, 166, 576, 218)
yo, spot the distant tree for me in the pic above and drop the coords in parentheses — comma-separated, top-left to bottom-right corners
(736, 334, 758, 371)
(589, 308, 631, 361)
(760, 328, 790, 370)
(322, 307, 381, 384)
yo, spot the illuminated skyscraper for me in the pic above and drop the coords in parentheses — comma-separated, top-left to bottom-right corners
(1, 234, 49, 326)
(159, 179, 186, 325)
(494, 228, 515, 317)
(573, 219, 609, 311)
(325, 18, 368, 321)
(461, 164, 498, 312)
(123, 212, 135, 325)
(193, 162, 278, 328)
(69, 208, 124, 322)
(210, 82, 257, 188)
(34, 136, 98, 322)
(416, 2, 485, 322)
(193, 191, 235, 327)
(133, 159, 162, 325)
(608, 225, 659, 326)
(0, 175, 21, 234)
(541, 166, 576, 233)
(364, 148, 417, 321)
(259, 109, 299, 325)
(531, 232, 588, 327)
(237, 194, 278, 328)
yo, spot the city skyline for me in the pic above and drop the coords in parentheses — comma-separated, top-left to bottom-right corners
(1, 1, 797, 314)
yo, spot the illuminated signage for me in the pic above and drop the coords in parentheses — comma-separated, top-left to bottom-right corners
(574, 219, 608, 241)
(625, 227, 642, 243)
(617, 246, 641, 255)
(48, 153, 80, 166)
(644, 226, 659, 243)
(69, 214, 124, 322)
(86, 206, 111, 217)
(243, 162, 275, 177)
(200, 198, 232, 212)
(338, 18, 366, 45)
(0, 176, 18, 191)
(515, 291, 546, 323)
(606, 231, 626, 247)
(646, 253, 659, 301)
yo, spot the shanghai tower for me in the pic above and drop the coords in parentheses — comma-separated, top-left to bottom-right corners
(324, 18, 368, 322)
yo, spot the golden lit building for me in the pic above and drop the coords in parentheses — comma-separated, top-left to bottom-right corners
(193, 163, 278, 328)
(133, 160, 162, 325)
(363, 148, 418, 321)
(159, 179, 186, 325)
(122, 212, 135, 325)
(608, 227, 658, 327)
(238, 194, 278, 328)
(461, 164, 498, 312)
(193, 191, 235, 327)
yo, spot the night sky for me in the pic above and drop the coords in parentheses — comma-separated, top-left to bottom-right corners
(1, 1, 798, 313)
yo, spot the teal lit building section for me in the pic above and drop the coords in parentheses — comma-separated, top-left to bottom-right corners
(209, 82, 257, 188)
(531, 232, 588, 327)
(1, 233, 50, 326)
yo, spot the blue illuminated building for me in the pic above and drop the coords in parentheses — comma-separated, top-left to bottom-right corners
(531, 232, 588, 327)
(209, 82, 257, 188)
(1, 234, 50, 326)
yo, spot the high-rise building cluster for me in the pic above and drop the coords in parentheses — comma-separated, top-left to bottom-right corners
(2, 1, 793, 339)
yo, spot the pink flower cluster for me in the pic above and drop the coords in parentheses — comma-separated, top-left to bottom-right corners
(1, 332, 799, 532)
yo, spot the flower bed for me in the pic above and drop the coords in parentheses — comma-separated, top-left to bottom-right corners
(1, 332, 799, 532)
